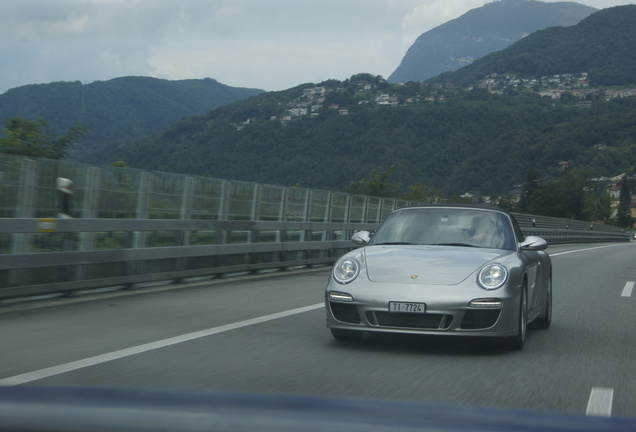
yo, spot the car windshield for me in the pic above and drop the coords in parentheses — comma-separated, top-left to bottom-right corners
(369, 207, 516, 250)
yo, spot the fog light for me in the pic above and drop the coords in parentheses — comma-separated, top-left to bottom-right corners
(329, 291, 353, 302)
(469, 298, 502, 308)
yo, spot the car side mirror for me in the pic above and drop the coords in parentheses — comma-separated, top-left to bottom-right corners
(352, 231, 371, 245)
(520, 235, 548, 251)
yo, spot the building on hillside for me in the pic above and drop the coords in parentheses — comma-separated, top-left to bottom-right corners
(376, 93, 399, 106)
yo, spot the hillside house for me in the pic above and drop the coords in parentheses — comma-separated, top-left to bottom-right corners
(376, 93, 399, 106)
(288, 107, 308, 117)
(303, 87, 326, 98)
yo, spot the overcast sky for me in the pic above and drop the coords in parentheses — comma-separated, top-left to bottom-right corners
(0, 0, 631, 95)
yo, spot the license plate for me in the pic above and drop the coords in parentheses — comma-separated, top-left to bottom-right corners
(389, 302, 426, 313)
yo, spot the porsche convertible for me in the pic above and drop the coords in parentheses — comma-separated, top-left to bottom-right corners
(325, 205, 552, 350)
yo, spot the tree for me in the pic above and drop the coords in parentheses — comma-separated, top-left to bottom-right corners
(616, 175, 633, 228)
(587, 192, 612, 223)
(525, 169, 592, 220)
(0, 117, 88, 159)
(518, 168, 540, 212)
(399, 182, 444, 203)
(345, 166, 401, 197)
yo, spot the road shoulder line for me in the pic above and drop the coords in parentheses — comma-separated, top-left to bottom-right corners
(0, 303, 324, 386)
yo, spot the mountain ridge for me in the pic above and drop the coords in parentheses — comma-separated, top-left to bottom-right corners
(432, 4, 636, 87)
(0, 76, 264, 159)
(388, 0, 597, 83)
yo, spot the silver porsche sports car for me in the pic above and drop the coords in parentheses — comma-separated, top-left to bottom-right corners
(325, 205, 552, 350)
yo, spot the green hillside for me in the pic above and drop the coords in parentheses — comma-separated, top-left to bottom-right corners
(0, 77, 264, 159)
(81, 78, 636, 197)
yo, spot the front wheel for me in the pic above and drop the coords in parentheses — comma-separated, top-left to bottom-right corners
(330, 328, 364, 341)
(533, 276, 552, 330)
(504, 286, 527, 350)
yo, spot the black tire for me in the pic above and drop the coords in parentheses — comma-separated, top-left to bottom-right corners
(504, 286, 527, 350)
(330, 328, 363, 341)
(533, 276, 552, 330)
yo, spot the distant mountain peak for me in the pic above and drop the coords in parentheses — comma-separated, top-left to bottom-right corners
(388, 0, 597, 83)
(435, 4, 636, 88)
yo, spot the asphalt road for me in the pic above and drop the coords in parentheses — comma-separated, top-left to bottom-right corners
(0, 242, 634, 419)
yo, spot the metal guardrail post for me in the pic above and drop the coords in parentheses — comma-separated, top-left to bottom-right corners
(296, 189, 310, 264)
(175, 176, 195, 283)
(74, 166, 101, 284)
(248, 184, 259, 245)
(215, 181, 230, 271)
(10, 160, 37, 287)
(321, 192, 333, 258)
(13, 160, 36, 252)
(180, 177, 194, 221)
(247, 185, 261, 271)
(127, 171, 152, 288)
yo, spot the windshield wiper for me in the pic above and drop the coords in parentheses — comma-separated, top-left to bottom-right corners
(430, 243, 479, 248)
(374, 242, 417, 245)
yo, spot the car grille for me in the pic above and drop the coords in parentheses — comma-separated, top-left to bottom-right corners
(460, 309, 501, 329)
(329, 302, 361, 324)
(371, 312, 451, 329)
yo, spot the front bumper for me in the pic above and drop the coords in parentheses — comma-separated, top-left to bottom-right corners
(325, 279, 522, 338)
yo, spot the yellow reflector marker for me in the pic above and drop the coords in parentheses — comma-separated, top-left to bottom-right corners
(37, 218, 58, 233)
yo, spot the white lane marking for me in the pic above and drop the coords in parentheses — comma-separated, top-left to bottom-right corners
(0, 303, 324, 386)
(586, 387, 614, 417)
(621, 281, 634, 297)
(550, 244, 625, 257)
(553, 248, 623, 417)
(554, 244, 635, 297)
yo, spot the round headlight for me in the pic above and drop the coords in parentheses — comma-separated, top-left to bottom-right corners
(478, 264, 508, 290)
(333, 258, 360, 284)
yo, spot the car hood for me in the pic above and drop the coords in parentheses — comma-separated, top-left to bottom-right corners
(363, 245, 507, 285)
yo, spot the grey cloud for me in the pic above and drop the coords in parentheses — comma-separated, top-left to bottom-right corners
(0, 0, 629, 94)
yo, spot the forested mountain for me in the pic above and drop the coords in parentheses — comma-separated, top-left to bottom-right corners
(0, 77, 263, 159)
(71, 5, 636, 199)
(434, 5, 636, 87)
(82, 87, 636, 197)
(388, 0, 596, 84)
